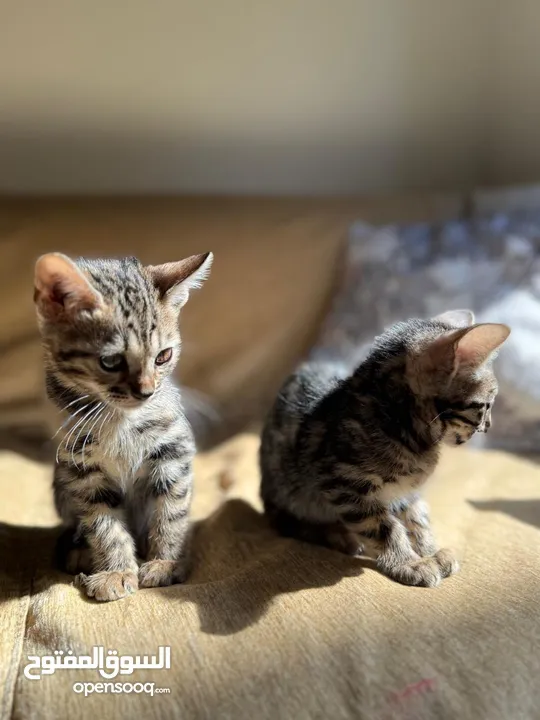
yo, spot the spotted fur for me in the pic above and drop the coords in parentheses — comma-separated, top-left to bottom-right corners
(34, 251, 213, 602)
(260, 310, 510, 587)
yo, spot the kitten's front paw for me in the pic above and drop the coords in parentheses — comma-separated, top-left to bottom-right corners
(138, 559, 188, 588)
(409, 534, 437, 558)
(392, 557, 443, 588)
(75, 570, 138, 602)
(433, 548, 460, 578)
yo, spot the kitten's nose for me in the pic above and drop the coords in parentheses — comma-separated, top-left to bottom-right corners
(130, 374, 155, 401)
(130, 380, 155, 400)
(131, 388, 154, 400)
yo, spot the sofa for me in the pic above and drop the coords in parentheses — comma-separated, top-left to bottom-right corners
(1, 195, 539, 720)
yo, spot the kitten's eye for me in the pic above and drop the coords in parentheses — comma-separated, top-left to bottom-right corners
(99, 354, 125, 372)
(155, 348, 173, 366)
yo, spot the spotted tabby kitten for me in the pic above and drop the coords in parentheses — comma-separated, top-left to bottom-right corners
(34, 251, 213, 602)
(260, 311, 510, 587)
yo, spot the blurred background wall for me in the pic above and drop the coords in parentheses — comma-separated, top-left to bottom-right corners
(0, 0, 537, 195)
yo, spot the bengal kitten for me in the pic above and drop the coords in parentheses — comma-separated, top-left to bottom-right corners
(34, 251, 213, 602)
(260, 311, 510, 587)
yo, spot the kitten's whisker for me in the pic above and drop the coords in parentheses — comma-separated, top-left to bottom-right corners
(52, 399, 93, 439)
(57, 394, 89, 414)
(63, 403, 98, 458)
(55, 401, 93, 460)
(51, 386, 76, 406)
(52, 415, 75, 440)
(81, 405, 107, 468)
(96, 411, 112, 446)
(58, 402, 99, 465)
(428, 410, 446, 425)
(430, 433, 444, 447)
(427, 410, 450, 445)
(71, 403, 104, 469)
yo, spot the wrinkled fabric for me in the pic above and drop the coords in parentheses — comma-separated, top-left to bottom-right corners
(1, 437, 539, 720)
(1, 195, 539, 719)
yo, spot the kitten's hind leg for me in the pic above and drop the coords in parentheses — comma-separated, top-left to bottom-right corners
(265, 501, 322, 543)
(323, 525, 364, 556)
(265, 500, 363, 555)
(55, 526, 93, 575)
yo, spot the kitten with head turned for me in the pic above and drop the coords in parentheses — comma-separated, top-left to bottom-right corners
(34, 251, 213, 602)
(260, 310, 510, 587)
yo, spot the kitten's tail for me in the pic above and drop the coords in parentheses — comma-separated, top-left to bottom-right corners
(180, 385, 220, 446)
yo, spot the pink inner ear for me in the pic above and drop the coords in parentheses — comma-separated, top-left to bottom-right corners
(46, 277, 69, 306)
(35, 253, 101, 313)
(455, 324, 510, 367)
(420, 328, 468, 373)
(147, 252, 211, 298)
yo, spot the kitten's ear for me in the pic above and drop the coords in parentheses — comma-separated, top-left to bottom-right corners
(420, 323, 511, 376)
(34, 253, 103, 319)
(433, 309, 475, 328)
(454, 323, 511, 368)
(146, 252, 213, 308)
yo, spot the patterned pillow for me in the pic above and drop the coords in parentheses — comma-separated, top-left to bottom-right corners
(311, 212, 540, 453)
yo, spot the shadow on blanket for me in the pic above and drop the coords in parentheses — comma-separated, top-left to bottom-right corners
(0, 500, 365, 635)
(468, 499, 540, 531)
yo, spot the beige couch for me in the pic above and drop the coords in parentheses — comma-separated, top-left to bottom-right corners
(1, 196, 539, 720)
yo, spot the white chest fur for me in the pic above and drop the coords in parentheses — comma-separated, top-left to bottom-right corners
(94, 415, 161, 486)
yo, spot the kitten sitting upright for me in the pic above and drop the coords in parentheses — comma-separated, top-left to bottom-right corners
(34, 251, 213, 602)
(260, 311, 510, 587)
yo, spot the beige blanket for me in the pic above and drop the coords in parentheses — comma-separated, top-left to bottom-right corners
(1, 438, 539, 720)
(1, 195, 538, 719)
